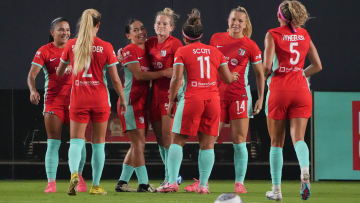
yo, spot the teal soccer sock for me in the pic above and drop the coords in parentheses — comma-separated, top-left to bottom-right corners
(270, 147, 283, 185)
(91, 143, 105, 186)
(164, 147, 169, 182)
(134, 165, 149, 185)
(198, 149, 215, 187)
(233, 143, 248, 183)
(78, 141, 87, 174)
(68, 139, 85, 174)
(167, 144, 183, 184)
(119, 164, 134, 182)
(45, 139, 61, 181)
(294, 141, 310, 168)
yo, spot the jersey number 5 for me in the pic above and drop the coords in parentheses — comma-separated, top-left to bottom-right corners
(197, 56, 210, 79)
(289, 42, 300, 65)
(82, 60, 92, 78)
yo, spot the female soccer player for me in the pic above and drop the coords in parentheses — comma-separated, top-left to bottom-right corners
(263, 1, 322, 200)
(157, 8, 239, 194)
(146, 8, 183, 188)
(57, 8, 127, 195)
(27, 17, 87, 193)
(115, 19, 172, 193)
(204, 6, 264, 194)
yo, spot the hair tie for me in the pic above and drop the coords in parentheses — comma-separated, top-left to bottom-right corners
(277, 4, 297, 33)
(182, 29, 203, 41)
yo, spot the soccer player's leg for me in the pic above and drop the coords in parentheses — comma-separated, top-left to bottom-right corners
(67, 109, 89, 195)
(228, 99, 251, 194)
(43, 107, 64, 193)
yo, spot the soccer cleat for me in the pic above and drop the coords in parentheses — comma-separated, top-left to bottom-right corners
(196, 186, 210, 194)
(300, 173, 311, 200)
(137, 184, 157, 192)
(157, 183, 179, 193)
(266, 190, 283, 201)
(89, 185, 107, 195)
(235, 182, 248, 194)
(184, 178, 199, 192)
(44, 181, 56, 193)
(115, 181, 136, 192)
(156, 181, 168, 191)
(67, 173, 79, 196)
(76, 175, 87, 192)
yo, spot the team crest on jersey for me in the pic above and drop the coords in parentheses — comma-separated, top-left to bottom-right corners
(238, 48, 246, 56)
(156, 62, 163, 69)
(161, 50, 167, 57)
(230, 58, 238, 66)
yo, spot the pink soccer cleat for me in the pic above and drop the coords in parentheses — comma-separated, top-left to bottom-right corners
(196, 186, 210, 194)
(235, 182, 248, 194)
(157, 183, 179, 193)
(184, 178, 200, 192)
(76, 175, 87, 192)
(44, 181, 56, 193)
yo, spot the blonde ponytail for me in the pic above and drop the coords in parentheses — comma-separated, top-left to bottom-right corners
(73, 9, 101, 75)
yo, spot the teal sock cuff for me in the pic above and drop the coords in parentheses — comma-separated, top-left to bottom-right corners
(270, 147, 283, 185)
(91, 143, 105, 149)
(198, 149, 215, 187)
(135, 165, 149, 185)
(233, 142, 246, 150)
(48, 139, 61, 145)
(70, 138, 85, 144)
(119, 164, 135, 182)
(294, 141, 310, 168)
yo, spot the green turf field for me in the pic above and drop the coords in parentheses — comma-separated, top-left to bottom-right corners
(0, 180, 359, 203)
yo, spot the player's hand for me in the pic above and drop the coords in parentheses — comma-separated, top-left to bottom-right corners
(231, 72, 239, 82)
(252, 98, 263, 115)
(162, 68, 173, 78)
(167, 101, 175, 118)
(30, 90, 40, 105)
(118, 96, 127, 114)
(117, 48, 124, 62)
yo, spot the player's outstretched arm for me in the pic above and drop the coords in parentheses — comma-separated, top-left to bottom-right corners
(218, 63, 239, 84)
(263, 32, 275, 77)
(167, 64, 184, 118)
(108, 65, 127, 114)
(252, 62, 265, 115)
(27, 65, 41, 105)
(56, 62, 67, 76)
(304, 40, 322, 77)
(127, 62, 172, 81)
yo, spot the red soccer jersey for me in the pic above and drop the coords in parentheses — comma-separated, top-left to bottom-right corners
(267, 25, 311, 91)
(173, 42, 227, 100)
(146, 36, 182, 98)
(122, 43, 151, 104)
(31, 43, 72, 104)
(210, 32, 262, 100)
(60, 37, 119, 109)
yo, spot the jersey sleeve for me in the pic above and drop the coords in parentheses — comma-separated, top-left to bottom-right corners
(105, 42, 119, 68)
(173, 49, 184, 66)
(249, 42, 262, 64)
(122, 46, 139, 66)
(31, 46, 46, 68)
(60, 41, 72, 65)
(216, 48, 227, 67)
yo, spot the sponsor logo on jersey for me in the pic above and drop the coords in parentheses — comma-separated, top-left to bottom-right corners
(238, 48, 246, 56)
(256, 54, 262, 60)
(139, 116, 144, 124)
(161, 50, 167, 57)
(216, 45, 223, 48)
(50, 58, 57, 62)
(278, 66, 302, 73)
(137, 57, 143, 60)
(230, 58, 238, 66)
(156, 62, 163, 69)
(191, 81, 216, 87)
(75, 79, 100, 86)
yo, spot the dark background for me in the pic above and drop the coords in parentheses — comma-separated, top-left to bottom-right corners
(0, 0, 358, 180)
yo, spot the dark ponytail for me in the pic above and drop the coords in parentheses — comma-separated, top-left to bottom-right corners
(49, 17, 70, 42)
